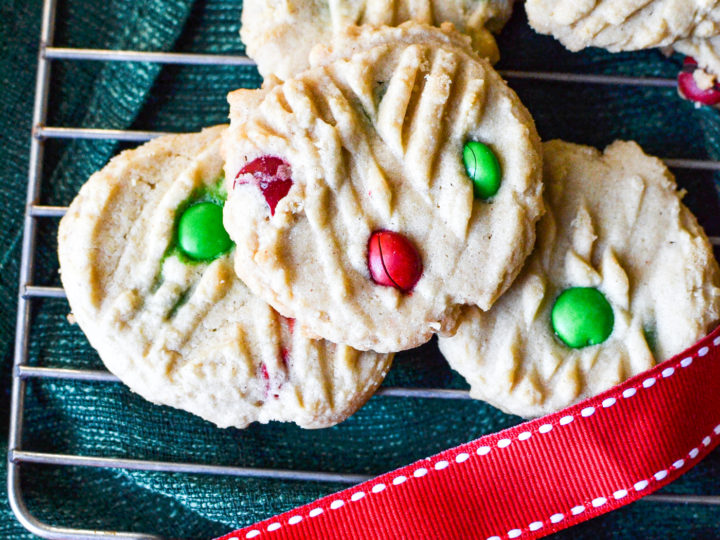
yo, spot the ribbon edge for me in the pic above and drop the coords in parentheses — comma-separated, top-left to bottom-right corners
(218, 325, 720, 540)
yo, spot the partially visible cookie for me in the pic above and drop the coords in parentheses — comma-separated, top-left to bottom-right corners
(675, 35, 720, 81)
(58, 126, 393, 429)
(439, 140, 720, 418)
(223, 23, 544, 353)
(241, 0, 516, 79)
(526, 0, 720, 52)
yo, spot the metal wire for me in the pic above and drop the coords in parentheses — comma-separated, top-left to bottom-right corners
(35, 126, 174, 141)
(8, 0, 720, 537)
(44, 47, 254, 65)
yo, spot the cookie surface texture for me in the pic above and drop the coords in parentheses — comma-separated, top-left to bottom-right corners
(675, 34, 720, 78)
(223, 23, 544, 352)
(438, 140, 720, 418)
(58, 126, 393, 429)
(526, 0, 720, 52)
(241, 0, 515, 79)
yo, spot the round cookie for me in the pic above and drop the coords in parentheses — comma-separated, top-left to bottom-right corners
(223, 22, 544, 352)
(438, 140, 720, 418)
(241, 0, 516, 80)
(58, 126, 393, 429)
(526, 0, 720, 53)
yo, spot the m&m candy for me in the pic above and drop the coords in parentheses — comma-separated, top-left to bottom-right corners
(462, 141, 502, 199)
(177, 202, 233, 261)
(677, 57, 720, 106)
(551, 287, 614, 348)
(367, 230, 422, 293)
(235, 156, 293, 215)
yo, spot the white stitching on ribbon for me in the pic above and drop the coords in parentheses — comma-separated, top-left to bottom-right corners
(242, 336, 719, 539)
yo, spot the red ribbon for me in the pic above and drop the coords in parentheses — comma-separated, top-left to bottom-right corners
(218, 326, 720, 540)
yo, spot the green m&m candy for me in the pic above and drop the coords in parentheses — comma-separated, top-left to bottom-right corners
(551, 287, 614, 348)
(177, 202, 232, 261)
(462, 140, 501, 200)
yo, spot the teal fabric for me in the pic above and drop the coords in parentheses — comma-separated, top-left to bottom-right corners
(1, 2, 719, 538)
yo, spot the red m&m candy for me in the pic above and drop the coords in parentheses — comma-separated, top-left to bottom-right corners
(235, 156, 293, 215)
(367, 230, 422, 293)
(677, 57, 720, 106)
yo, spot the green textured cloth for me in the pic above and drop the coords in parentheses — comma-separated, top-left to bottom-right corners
(1, 1, 720, 538)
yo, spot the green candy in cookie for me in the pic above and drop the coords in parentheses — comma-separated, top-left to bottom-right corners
(551, 287, 614, 349)
(463, 140, 501, 199)
(177, 201, 232, 261)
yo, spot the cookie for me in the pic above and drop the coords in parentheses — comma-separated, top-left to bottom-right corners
(223, 23, 544, 352)
(526, 0, 720, 53)
(241, 0, 516, 80)
(58, 126, 393, 429)
(438, 140, 720, 418)
(675, 35, 720, 81)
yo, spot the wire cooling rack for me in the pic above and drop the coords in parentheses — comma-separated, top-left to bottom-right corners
(8, 0, 720, 538)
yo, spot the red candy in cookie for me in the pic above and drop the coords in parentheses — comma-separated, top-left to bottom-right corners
(260, 360, 286, 399)
(677, 57, 720, 106)
(367, 230, 422, 293)
(235, 156, 293, 215)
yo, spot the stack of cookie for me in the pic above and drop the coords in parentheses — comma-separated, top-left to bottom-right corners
(58, 2, 720, 430)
